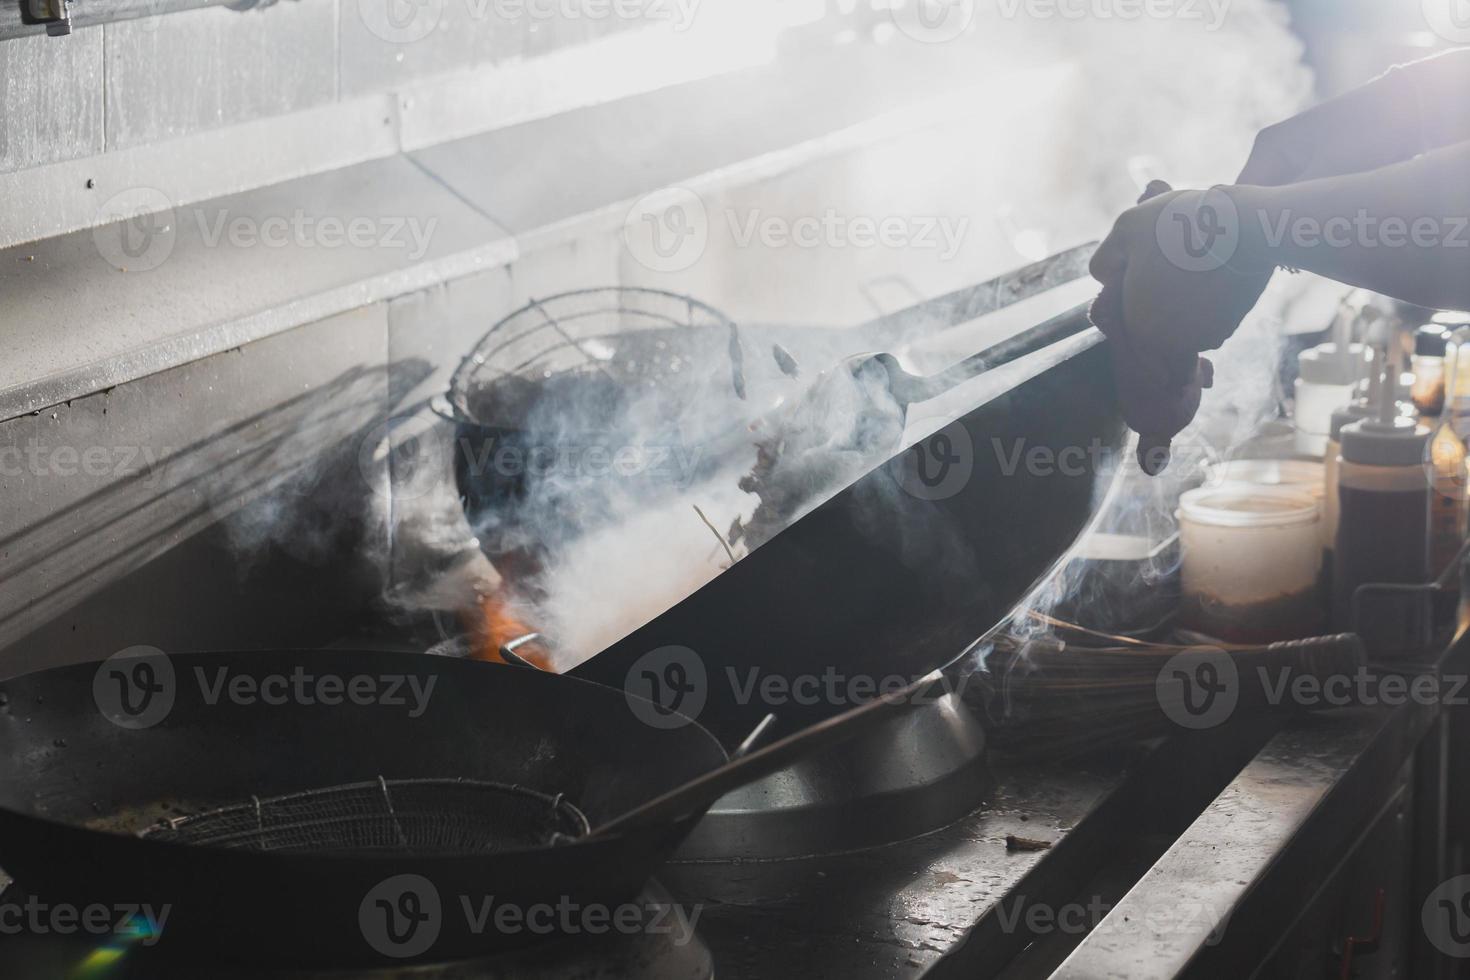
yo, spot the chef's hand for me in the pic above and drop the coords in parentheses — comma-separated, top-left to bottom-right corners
(1090, 181, 1274, 474)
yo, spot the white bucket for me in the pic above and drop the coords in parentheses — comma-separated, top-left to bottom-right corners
(1204, 458, 1328, 546)
(1178, 485, 1324, 641)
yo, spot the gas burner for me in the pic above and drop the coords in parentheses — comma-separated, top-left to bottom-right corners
(0, 881, 712, 980)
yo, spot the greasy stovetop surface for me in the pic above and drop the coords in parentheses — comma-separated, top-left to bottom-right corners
(0, 756, 1125, 978)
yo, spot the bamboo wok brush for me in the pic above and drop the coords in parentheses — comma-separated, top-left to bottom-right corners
(972, 616, 1366, 758)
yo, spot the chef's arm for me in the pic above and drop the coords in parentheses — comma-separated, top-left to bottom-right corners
(1229, 139, 1470, 311)
(1239, 48, 1470, 186)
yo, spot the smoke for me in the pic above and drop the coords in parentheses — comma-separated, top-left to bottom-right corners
(405, 2, 1323, 668)
(525, 472, 755, 665)
(980, 0, 1325, 640)
(451, 310, 793, 668)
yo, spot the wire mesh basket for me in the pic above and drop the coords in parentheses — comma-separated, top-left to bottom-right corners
(140, 777, 591, 856)
(446, 288, 744, 431)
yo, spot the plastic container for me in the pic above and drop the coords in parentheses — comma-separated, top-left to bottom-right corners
(1412, 326, 1449, 417)
(1324, 405, 1372, 556)
(1294, 343, 1366, 457)
(1205, 458, 1326, 501)
(1332, 343, 1433, 653)
(1205, 458, 1328, 551)
(1178, 485, 1325, 643)
(1425, 327, 1470, 583)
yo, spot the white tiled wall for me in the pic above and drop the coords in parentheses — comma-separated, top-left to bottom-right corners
(0, 0, 648, 176)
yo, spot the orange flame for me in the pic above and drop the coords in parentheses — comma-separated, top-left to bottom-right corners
(472, 593, 555, 671)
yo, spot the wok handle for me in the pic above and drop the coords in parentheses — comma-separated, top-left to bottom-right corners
(591, 669, 954, 839)
(899, 300, 1098, 404)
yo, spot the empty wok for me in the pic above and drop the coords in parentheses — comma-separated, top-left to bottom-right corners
(0, 647, 944, 967)
(0, 648, 725, 967)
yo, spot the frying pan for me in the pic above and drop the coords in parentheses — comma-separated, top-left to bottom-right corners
(0, 648, 945, 967)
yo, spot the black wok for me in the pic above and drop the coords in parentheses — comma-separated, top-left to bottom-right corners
(0, 647, 943, 967)
(0, 649, 724, 966)
(576, 321, 1124, 744)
